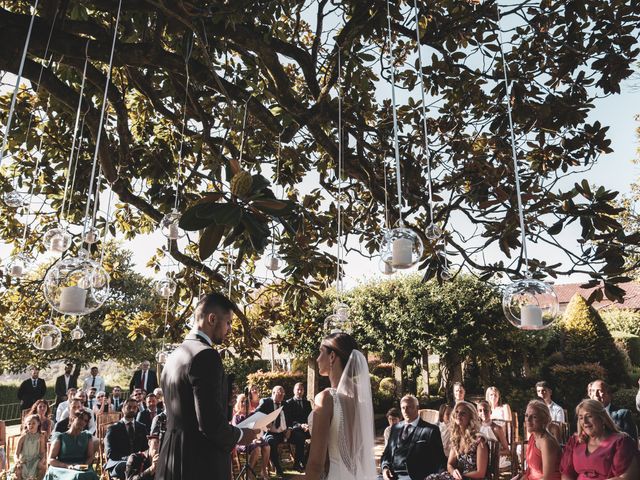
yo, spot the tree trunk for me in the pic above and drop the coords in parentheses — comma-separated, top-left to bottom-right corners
(393, 352, 404, 397)
(420, 348, 430, 397)
(439, 352, 462, 402)
(306, 357, 319, 402)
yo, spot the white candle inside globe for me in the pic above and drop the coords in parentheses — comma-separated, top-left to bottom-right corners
(267, 256, 279, 270)
(392, 238, 413, 267)
(10, 264, 23, 277)
(168, 223, 180, 240)
(50, 236, 65, 253)
(59, 286, 87, 313)
(521, 304, 543, 328)
(41, 334, 53, 350)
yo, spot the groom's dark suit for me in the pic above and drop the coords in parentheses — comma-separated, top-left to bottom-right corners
(156, 332, 241, 480)
(380, 419, 446, 480)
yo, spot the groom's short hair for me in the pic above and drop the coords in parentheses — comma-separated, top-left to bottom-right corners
(400, 395, 419, 407)
(196, 292, 235, 319)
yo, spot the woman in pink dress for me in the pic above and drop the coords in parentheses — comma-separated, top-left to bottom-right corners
(522, 400, 561, 480)
(560, 399, 638, 480)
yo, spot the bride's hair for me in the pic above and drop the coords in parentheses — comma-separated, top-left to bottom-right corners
(321, 332, 358, 369)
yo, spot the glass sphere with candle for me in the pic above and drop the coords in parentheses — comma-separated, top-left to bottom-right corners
(43, 227, 72, 255)
(43, 249, 111, 315)
(6, 252, 33, 279)
(425, 223, 442, 241)
(71, 324, 85, 340)
(380, 227, 424, 269)
(502, 277, 559, 330)
(156, 277, 177, 299)
(160, 209, 184, 240)
(32, 323, 62, 351)
(264, 251, 282, 271)
(82, 226, 100, 245)
(3, 190, 26, 208)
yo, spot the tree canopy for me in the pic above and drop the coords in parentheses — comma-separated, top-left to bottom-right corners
(1, 0, 639, 331)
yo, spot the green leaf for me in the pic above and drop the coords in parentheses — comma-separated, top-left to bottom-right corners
(199, 224, 226, 261)
(251, 198, 295, 216)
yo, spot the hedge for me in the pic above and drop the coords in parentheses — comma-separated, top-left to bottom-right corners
(246, 370, 305, 398)
(549, 362, 607, 422)
(222, 357, 271, 391)
(611, 331, 640, 366)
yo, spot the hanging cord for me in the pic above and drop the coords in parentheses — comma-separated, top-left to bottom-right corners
(383, 157, 390, 230)
(90, 168, 103, 230)
(335, 47, 344, 298)
(64, 115, 85, 221)
(82, 0, 122, 241)
(237, 99, 250, 166)
(173, 48, 191, 212)
(270, 132, 282, 257)
(19, 136, 43, 247)
(159, 295, 170, 355)
(0, 0, 39, 166)
(60, 41, 90, 223)
(385, 0, 405, 227)
(98, 187, 114, 264)
(227, 246, 234, 298)
(496, 5, 529, 270)
(412, 0, 436, 225)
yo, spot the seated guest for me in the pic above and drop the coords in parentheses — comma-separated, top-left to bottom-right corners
(522, 400, 561, 480)
(45, 410, 98, 479)
(486, 386, 511, 421)
(86, 388, 97, 410)
(232, 394, 269, 480)
(92, 392, 110, 417)
(54, 398, 94, 435)
(285, 382, 313, 471)
(248, 385, 261, 413)
(589, 379, 637, 442)
(450, 382, 466, 406)
(425, 401, 488, 480)
(152, 388, 163, 412)
(149, 412, 166, 440)
(256, 385, 288, 478)
(384, 407, 402, 447)
(56, 388, 77, 422)
(131, 389, 146, 411)
(29, 399, 53, 437)
(535, 381, 565, 423)
(381, 394, 446, 480)
(136, 394, 161, 434)
(12, 414, 46, 480)
(0, 419, 6, 474)
(476, 400, 510, 469)
(124, 433, 160, 480)
(438, 404, 452, 457)
(111, 386, 124, 412)
(560, 399, 638, 480)
(104, 399, 149, 479)
(636, 378, 640, 413)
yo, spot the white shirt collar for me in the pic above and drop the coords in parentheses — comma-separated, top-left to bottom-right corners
(404, 416, 420, 428)
(193, 329, 213, 346)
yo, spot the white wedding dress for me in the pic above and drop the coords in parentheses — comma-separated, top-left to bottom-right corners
(309, 350, 377, 480)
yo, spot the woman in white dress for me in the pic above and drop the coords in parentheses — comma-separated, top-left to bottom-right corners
(305, 332, 376, 480)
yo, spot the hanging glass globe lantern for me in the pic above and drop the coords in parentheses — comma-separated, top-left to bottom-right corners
(324, 313, 345, 334)
(425, 223, 442, 241)
(502, 276, 559, 330)
(6, 252, 33, 279)
(439, 265, 453, 281)
(378, 256, 395, 275)
(264, 251, 282, 271)
(156, 277, 177, 298)
(160, 209, 184, 240)
(32, 323, 62, 351)
(83, 226, 100, 245)
(43, 249, 110, 315)
(380, 227, 424, 269)
(334, 302, 349, 321)
(3, 190, 26, 208)
(43, 227, 72, 255)
(155, 343, 177, 364)
(71, 324, 85, 340)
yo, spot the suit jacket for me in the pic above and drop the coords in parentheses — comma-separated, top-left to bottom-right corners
(104, 420, 149, 471)
(111, 396, 124, 412)
(17, 378, 46, 410)
(256, 397, 287, 433)
(137, 408, 163, 434)
(129, 369, 159, 394)
(609, 404, 637, 442)
(284, 397, 312, 429)
(381, 419, 446, 480)
(54, 374, 78, 402)
(155, 333, 242, 480)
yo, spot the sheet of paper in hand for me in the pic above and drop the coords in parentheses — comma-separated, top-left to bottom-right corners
(236, 407, 283, 430)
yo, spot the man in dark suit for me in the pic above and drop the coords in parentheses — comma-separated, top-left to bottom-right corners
(104, 397, 149, 478)
(53, 397, 94, 434)
(129, 361, 159, 395)
(17, 367, 47, 410)
(155, 292, 258, 480)
(257, 385, 288, 478)
(591, 379, 638, 441)
(54, 363, 78, 405)
(111, 386, 125, 412)
(285, 382, 312, 471)
(137, 393, 162, 434)
(381, 395, 446, 480)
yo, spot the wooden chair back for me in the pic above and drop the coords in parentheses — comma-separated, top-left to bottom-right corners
(97, 420, 118, 480)
(6, 434, 20, 470)
(97, 411, 122, 428)
(493, 412, 519, 477)
(486, 439, 501, 480)
(418, 408, 439, 424)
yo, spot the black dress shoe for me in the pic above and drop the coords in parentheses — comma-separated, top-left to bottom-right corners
(294, 462, 305, 472)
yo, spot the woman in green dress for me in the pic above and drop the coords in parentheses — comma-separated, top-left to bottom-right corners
(44, 411, 98, 480)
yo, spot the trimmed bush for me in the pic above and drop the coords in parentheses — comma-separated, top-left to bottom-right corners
(558, 294, 629, 384)
(379, 377, 397, 394)
(549, 362, 607, 419)
(611, 331, 640, 366)
(373, 389, 396, 414)
(601, 308, 640, 337)
(223, 357, 270, 391)
(373, 363, 393, 378)
(246, 370, 305, 398)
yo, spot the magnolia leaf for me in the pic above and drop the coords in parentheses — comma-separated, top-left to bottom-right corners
(199, 224, 226, 261)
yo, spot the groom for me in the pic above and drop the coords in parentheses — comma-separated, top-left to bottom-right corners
(155, 292, 258, 480)
(381, 395, 446, 480)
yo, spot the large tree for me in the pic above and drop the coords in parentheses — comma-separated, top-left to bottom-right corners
(1, 0, 639, 336)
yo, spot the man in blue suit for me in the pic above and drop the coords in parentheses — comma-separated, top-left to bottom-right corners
(104, 398, 149, 478)
(591, 379, 637, 442)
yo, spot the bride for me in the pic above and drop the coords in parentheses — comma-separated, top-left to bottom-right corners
(305, 332, 377, 480)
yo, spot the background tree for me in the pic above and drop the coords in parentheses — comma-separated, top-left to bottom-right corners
(0, 0, 639, 347)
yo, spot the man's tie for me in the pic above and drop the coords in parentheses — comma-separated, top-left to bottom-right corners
(32, 379, 36, 388)
(140, 371, 146, 389)
(91, 376, 96, 387)
(401, 423, 412, 441)
(127, 422, 135, 448)
(275, 403, 282, 429)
